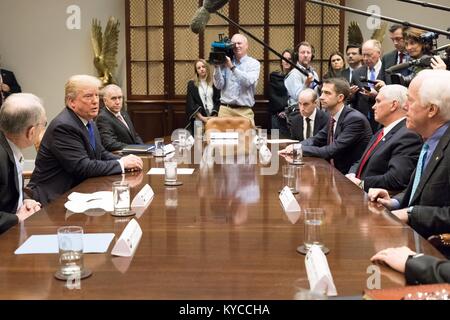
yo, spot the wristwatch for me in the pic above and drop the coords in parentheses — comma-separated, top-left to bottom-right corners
(230, 65, 236, 71)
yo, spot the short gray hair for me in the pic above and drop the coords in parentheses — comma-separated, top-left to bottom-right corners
(101, 84, 122, 98)
(0, 93, 45, 134)
(298, 88, 318, 102)
(378, 84, 408, 109)
(417, 69, 450, 121)
(363, 39, 382, 53)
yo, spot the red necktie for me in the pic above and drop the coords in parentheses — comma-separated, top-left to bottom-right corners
(356, 129, 384, 179)
(399, 52, 404, 64)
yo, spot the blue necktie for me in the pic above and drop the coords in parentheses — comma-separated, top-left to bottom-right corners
(369, 68, 376, 88)
(86, 121, 96, 150)
(409, 143, 429, 205)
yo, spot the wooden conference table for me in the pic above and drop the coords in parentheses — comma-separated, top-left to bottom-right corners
(0, 142, 444, 299)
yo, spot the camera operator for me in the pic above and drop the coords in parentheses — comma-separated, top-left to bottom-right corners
(213, 33, 260, 125)
(386, 28, 447, 87)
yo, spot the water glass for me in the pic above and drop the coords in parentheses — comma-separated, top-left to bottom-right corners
(164, 159, 178, 184)
(282, 165, 297, 192)
(57, 226, 84, 277)
(194, 120, 203, 139)
(304, 208, 325, 249)
(292, 143, 303, 164)
(154, 138, 164, 157)
(112, 181, 131, 215)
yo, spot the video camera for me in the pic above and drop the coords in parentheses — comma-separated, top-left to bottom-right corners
(387, 32, 450, 87)
(208, 34, 234, 65)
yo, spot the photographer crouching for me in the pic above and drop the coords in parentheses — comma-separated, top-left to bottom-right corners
(212, 34, 260, 126)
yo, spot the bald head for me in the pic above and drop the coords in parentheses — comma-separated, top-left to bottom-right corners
(298, 88, 318, 118)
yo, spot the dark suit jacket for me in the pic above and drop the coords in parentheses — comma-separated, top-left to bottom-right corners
(405, 255, 450, 284)
(268, 71, 289, 115)
(394, 124, 450, 239)
(185, 80, 220, 132)
(301, 105, 372, 174)
(381, 50, 410, 81)
(0, 132, 19, 234)
(340, 68, 352, 83)
(351, 65, 386, 133)
(289, 108, 329, 142)
(0, 69, 21, 104)
(28, 107, 122, 205)
(95, 107, 144, 151)
(349, 119, 423, 192)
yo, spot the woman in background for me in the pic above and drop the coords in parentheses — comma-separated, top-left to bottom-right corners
(185, 59, 220, 133)
(268, 49, 294, 138)
(323, 51, 346, 79)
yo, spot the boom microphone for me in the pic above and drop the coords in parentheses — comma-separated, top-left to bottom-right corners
(190, 7, 210, 34)
(190, 0, 230, 34)
(385, 62, 411, 74)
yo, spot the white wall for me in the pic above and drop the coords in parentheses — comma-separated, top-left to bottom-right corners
(0, 0, 125, 159)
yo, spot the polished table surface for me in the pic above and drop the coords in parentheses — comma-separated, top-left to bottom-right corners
(0, 142, 444, 299)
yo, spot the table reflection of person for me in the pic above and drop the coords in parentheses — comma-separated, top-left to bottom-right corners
(198, 152, 260, 225)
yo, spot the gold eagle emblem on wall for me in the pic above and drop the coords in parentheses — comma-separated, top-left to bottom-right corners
(91, 17, 120, 86)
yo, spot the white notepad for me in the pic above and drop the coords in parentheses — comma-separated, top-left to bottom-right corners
(14, 233, 115, 254)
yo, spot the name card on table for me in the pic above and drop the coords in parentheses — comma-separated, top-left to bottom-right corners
(279, 186, 300, 213)
(111, 219, 142, 257)
(131, 184, 154, 218)
(210, 132, 239, 139)
(305, 245, 338, 296)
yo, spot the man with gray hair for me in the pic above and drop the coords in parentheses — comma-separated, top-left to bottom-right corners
(346, 84, 422, 192)
(96, 84, 143, 152)
(0, 93, 46, 234)
(351, 39, 387, 133)
(369, 69, 450, 240)
(28, 75, 143, 205)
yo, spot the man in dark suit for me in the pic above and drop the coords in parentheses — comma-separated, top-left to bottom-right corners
(350, 40, 386, 133)
(0, 93, 45, 234)
(0, 68, 22, 105)
(281, 78, 372, 174)
(288, 88, 328, 141)
(347, 85, 422, 192)
(341, 44, 363, 84)
(369, 70, 450, 240)
(371, 246, 450, 284)
(28, 75, 143, 205)
(381, 24, 410, 81)
(96, 84, 144, 151)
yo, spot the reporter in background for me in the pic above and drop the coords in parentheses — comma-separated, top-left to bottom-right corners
(0, 67, 21, 105)
(0, 93, 46, 234)
(96, 84, 144, 152)
(268, 49, 294, 138)
(213, 34, 260, 125)
(186, 59, 220, 133)
(323, 51, 346, 79)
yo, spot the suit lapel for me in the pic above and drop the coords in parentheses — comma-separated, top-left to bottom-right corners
(410, 126, 450, 204)
(0, 133, 20, 195)
(368, 120, 405, 157)
(335, 106, 349, 138)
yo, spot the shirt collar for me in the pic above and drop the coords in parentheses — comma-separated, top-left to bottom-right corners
(5, 137, 23, 165)
(383, 117, 406, 136)
(106, 106, 121, 118)
(305, 108, 317, 122)
(425, 122, 450, 148)
(333, 104, 345, 123)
